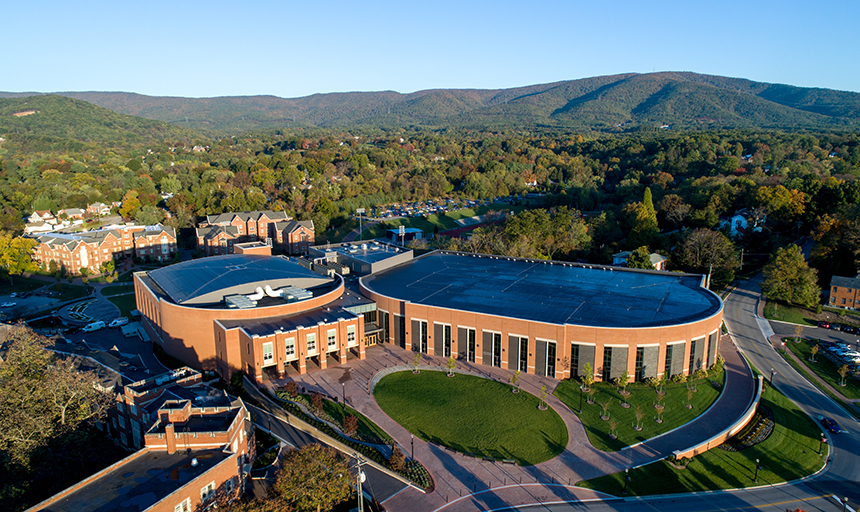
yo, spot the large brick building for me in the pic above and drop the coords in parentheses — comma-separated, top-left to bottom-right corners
(30, 367, 253, 512)
(135, 245, 723, 384)
(134, 254, 367, 382)
(30, 224, 177, 275)
(195, 210, 314, 256)
(359, 251, 723, 382)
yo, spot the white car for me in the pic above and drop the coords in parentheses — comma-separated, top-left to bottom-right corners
(108, 317, 129, 328)
(0, 302, 16, 308)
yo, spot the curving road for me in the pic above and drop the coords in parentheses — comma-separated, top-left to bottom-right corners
(513, 274, 859, 512)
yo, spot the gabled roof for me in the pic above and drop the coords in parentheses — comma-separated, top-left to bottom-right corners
(831, 275, 860, 290)
(196, 225, 239, 240)
(204, 210, 290, 226)
(274, 219, 314, 233)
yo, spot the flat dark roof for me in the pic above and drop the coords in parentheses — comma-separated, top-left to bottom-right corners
(361, 252, 722, 328)
(39, 448, 231, 512)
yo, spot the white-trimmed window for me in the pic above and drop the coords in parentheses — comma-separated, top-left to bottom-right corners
(285, 337, 296, 358)
(175, 498, 190, 512)
(347, 325, 356, 346)
(327, 329, 337, 350)
(262, 342, 274, 365)
(307, 333, 317, 354)
(201, 481, 216, 501)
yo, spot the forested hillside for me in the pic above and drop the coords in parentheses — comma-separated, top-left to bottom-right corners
(0, 95, 199, 154)
(5, 72, 858, 134)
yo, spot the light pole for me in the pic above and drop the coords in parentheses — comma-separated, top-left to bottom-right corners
(781, 341, 785, 354)
(354, 453, 366, 512)
(579, 385, 583, 414)
(753, 458, 760, 482)
(341, 382, 346, 414)
(411, 434, 414, 461)
(819, 433, 825, 455)
(844, 497, 849, 512)
(622, 468, 629, 495)
(770, 369, 776, 386)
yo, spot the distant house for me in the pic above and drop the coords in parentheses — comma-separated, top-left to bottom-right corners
(87, 202, 112, 216)
(58, 207, 85, 219)
(28, 210, 56, 225)
(196, 210, 314, 256)
(829, 275, 860, 309)
(612, 251, 667, 271)
(719, 208, 766, 238)
(24, 221, 54, 235)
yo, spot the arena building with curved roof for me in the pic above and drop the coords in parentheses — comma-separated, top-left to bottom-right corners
(360, 251, 723, 382)
(135, 246, 723, 384)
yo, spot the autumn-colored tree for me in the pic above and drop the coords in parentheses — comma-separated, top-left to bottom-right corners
(274, 444, 352, 512)
(810, 344, 819, 363)
(389, 445, 406, 471)
(0, 326, 112, 462)
(0, 234, 38, 285)
(342, 415, 358, 437)
(762, 245, 820, 308)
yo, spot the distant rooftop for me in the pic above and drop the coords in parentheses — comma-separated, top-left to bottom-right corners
(37, 448, 231, 512)
(316, 240, 409, 265)
(218, 304, 359, 337)
(361, 251, 722, 328)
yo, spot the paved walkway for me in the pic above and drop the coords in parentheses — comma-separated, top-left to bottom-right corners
(269, 337, 756, 512)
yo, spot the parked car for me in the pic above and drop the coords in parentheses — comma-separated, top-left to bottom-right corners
(108, 317, 129, 328)
(819, 416, 848, 434)
(1, 302, 16, 308)
(818, 321, 831, 329)
(9, 292, 17, 298)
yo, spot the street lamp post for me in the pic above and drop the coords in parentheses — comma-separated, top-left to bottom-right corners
(579, 385, 583, 414)
(341, 382, 346, 413)
(819, 433, 824, 454)
(622, 468, 629, 495)
(753, 458, 760, 482)
(411, 434, 414, 461)
(781, 341, 785, 354)
(844, 497, 849, 512)
(770, 369, 776, 385)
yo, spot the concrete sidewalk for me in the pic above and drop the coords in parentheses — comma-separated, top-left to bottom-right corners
(277, 339, 755, 512)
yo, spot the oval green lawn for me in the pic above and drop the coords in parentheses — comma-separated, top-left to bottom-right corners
(373, 371, 568, 465)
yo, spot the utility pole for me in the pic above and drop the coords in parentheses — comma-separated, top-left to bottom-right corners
(354, 453, 366, 512)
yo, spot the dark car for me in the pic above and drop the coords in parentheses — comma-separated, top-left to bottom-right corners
(819, 416, 848, 434)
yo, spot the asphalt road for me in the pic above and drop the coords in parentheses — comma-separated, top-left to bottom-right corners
(514, 274, 858, 512)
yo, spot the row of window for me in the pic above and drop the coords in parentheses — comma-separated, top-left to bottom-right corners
(259, 326, 357, 366)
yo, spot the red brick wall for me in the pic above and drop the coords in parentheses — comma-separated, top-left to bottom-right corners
(361, 280, 723, 380)
(136, 273, 345, 372)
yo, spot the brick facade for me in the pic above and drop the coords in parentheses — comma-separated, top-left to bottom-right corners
(830, 275, 860, 309)
(30, 224, 176, 275)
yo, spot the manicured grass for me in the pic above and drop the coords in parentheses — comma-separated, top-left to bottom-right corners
(779, 346, 860, 422)
(51, 282, 92, 301)
(117, 270, 136, 282)
(576, 385, 826, 496)
(101, 284, 135, 296)
(374, 371, 567, 465)
(783, 338, 860, 399)
(763, 301, 816, 326)
(107, 294, 137, 317)
(554, 368, 725, 452)
(0, 276, 50, 295)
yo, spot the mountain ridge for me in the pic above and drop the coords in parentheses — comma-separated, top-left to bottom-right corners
(2, 72, 859, 135)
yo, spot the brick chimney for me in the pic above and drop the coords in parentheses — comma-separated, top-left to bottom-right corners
(165, 423, 176, 454)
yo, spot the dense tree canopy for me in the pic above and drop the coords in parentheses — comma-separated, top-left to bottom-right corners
(762, 245, 820, 308)
(273, 444, 352, 512)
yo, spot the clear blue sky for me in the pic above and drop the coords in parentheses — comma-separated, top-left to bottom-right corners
(4, 0, 858, 98)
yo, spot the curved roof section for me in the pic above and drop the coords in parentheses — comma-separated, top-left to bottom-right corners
(147, 255, 332, 306)
(362, 252, 722, 328)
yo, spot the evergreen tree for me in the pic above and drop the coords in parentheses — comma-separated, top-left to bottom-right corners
(629, 188, 659, 248)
